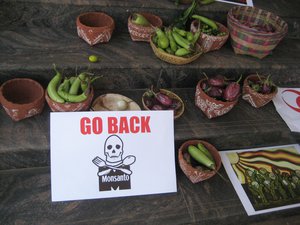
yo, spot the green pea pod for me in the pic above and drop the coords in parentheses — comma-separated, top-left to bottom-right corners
(58, 89, 89, 103)
(172, 31, 193, 51)
(69, 73, 86, 95)
(192, 30, 201, 45)
(155, 27, 169, 49)
(166, 47, 175, 55)
(47, 65, 65, 103)
(186, 32, 194, 42)
(166, 29, 177, 52)
(81, 77, 89, 92)
(191, 14, 218, 30)
(197, 143, 215, 162)
(173, 27, 187, 37)
(58, 78, 70, 92)
(188, 145, 216, 170)
(69, 76, 76, 85)
(175, 48, 190, 56)
(152, 35, 158, 44)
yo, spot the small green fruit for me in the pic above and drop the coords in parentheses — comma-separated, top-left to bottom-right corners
(89, 55, 98, 63)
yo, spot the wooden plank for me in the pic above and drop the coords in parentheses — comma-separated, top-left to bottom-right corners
(0, 88, 298, 169)
(0, 166, 299, 225)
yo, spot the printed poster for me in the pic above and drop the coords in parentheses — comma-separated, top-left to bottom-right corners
(50, 111, 177, 201)
(220, 144, 300, 215)
(216, 0, 253, 6)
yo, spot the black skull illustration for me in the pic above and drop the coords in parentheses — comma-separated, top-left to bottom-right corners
(104, 135, 124, 164)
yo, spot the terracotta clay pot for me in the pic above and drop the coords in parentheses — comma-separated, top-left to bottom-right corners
(178, 140, 222, 183)
(242, 74, 278, 108)
(128, 12, 163, 42)
(195, 79, 238, 119)
(190, 20, 229, 53)
(45, 88, 94, 112)
(76, 12, 115, 46)
(0, 78, 45, 121)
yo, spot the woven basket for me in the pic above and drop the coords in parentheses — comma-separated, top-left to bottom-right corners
(227, 6, 288, 59)
(242, 74, 278, 108)
(150, 35, 203, 65)
(128, 12, 163, 42)
(190, 20, 229, 53)
(142, 89, 185, 120)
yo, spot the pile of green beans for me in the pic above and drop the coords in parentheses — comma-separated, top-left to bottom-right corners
(47, 66, 92, 103)
(192, 14, 227, 36)
(152, 26, 200, 57)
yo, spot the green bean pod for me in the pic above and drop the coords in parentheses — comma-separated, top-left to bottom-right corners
(175, 48, 190, 56)
(172, 31, 193, 51)
(191, 14, 218, 30)
(192, 30, 201, 45)
(69, 73, 86, 95)
(188, 145, 216, 170)
(166, 47, 175, 55)
(80, 77, 90, 92)
(58, 89, 89, 103)
(197, 143, 215, 162)
(59, 78, 70, 93)
(186, 32, 194, 42)
(173, 27, 187, 37)
(47, 66, 65, 103)
(166, 29, 178, 52)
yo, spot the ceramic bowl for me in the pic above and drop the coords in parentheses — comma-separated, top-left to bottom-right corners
(76, 12, 115, 46)
(45, 87, 94, 112)
(0, 78, 45, 121)
(128, 12, 163, 42)
(242, 74, 278, 108)
(190, 20, 229, 53)
(195, 79, 238, 119)
(178, 139, 222, 183)
(142, 89, 185, 120)
(150, 35, 203, 65)
(91, 93, 141, 111)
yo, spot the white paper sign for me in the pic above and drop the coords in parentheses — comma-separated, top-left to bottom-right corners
(272, 88, 300, 132)
(216, 0, 253, 6)
(50, 111, 177, 202)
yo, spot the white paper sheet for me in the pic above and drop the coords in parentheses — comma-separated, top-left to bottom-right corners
(50, 111, 177, 201)
(273, 88, 300, 132)
(216, 0, 253, 6)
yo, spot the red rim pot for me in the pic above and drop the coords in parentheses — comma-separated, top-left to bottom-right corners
(45, 87, 94, 112)
(195, 79, 238, 119)
(178, 140, 222, 184)
(190, 20, 229, 53)
(0, 78, 45, 121)
(128, 12, 163, 42)
(242, 74, 278, 108)
(76, 12, 115, 46)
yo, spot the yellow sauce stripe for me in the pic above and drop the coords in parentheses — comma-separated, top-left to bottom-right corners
(239, 147, 298, 157)
(232, 164, 246, 184)
(238, 150, 300, 164)
(239, 154, 300, 165)
(240, 158, 299, 172)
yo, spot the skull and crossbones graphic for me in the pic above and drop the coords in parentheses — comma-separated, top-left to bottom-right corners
(92, 134, 136, 177)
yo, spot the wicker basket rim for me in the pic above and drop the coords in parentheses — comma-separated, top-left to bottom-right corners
(150, 34, 203, 61)
(227, 6, 288, 37)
